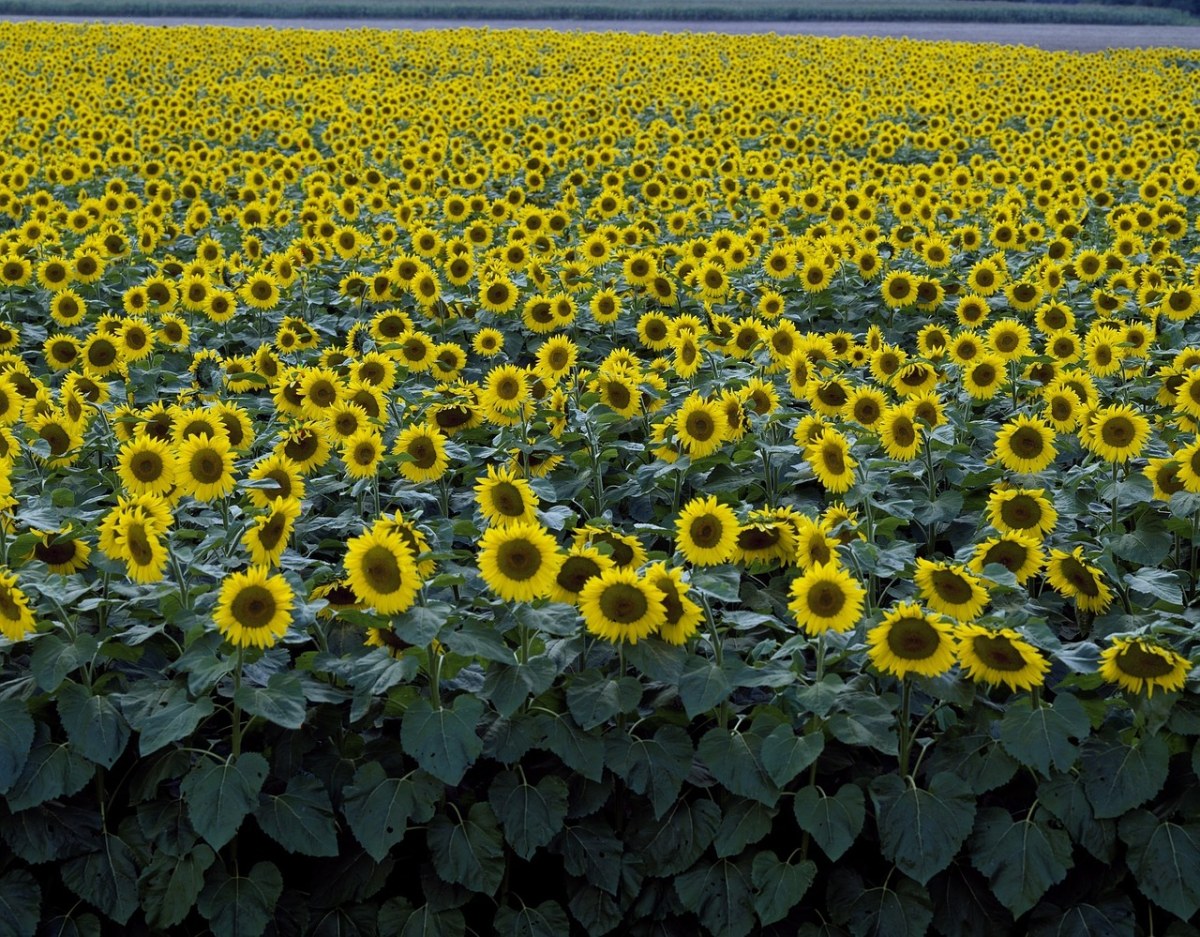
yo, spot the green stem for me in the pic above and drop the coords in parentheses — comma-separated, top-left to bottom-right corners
(231, 646, 244, 759)
(1110, 460, 1120, 536)
(429, 643, 443, 711)
(898, 678, 913, 778)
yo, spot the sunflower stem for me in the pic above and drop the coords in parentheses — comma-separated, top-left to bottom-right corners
(429, 642, 443, 711)
(1110, 460, 1120, 535)
(231, 645, 244, 759)
(897, 678, 914, 777)
(1030, 687, 1043, 710)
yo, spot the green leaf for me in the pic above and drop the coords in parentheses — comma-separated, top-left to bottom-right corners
(751, 850, 816, 927)
(539, 713, 604, 782)
(0, 802, 100, 864)
(1119, 810, 1200, 921)
(342, 762, 441, 862)
(118, 679, 215, 756)
(1028, 898, 1136, 937)
(5, 725, 94, 811)
(233, 671, 307, 730)
(39, 910, 101, 937)
(30, 633, 97, 693)
(689, 566, 742, 603)
(567, 885, 620, 936)
(0, 698, 34, 793)
(697, 727, 779, 806)
(678, 656, 732, 719)
(392, 602, 450, 645)
(427, 803, 505, 896)
(923, 733, 1017, 795)
(180, 753, 269, 851)
(826, 692, 897, 754)
(489, 769, 569, 860)
(401, 695, 484, 785)
(1111, 517, 1172, 566)
(493, 900, 570, 937)
(1124, 568, 1184, 606)
(196, 860, 282, 937)
(715, 800, 774, 858)
(556, 818, 623, 895)
(140, 843, 216, 930)
(676, 858, 755, 937)
(998, 693, 1089, 777)
(1038, 773, 1115, 862)
(970, 806, 1073, 917)
(630, 798, 721, 878)
(0, 868, 40, 937)
(377, 901, 465, 937)
(604, 724, 693, 819)
(845, 873, 934, 937)
(869, 772, 976, 885)
(565, 671, 642, 730)
(56, 682, 130, 769)
(483, 657, 557, 718)
(1082, 733, 1169, 819)
(254, 774, 338, 857)
(60, 834, 140, 925)
(793, 784, 865, 862)
(760, 724, 824, 788)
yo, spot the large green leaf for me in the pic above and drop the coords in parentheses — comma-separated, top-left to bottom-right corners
(493, 900, 570, 937)
(869, 772, 976, 885)
(1028, 897, 1136, 937)
(377, 901, 465, 937)
(538, 713, 605, 782)
(793, 784, 864, 862)
(30, 633, 97, 693)
(483, 657, 557, 718)
(604, 724, 693, 819)
(1118, 809, 1200, 920)
(751, 850, 816, 927)
(0, 698, 34, 794)
(60, 833, 140, 925)
(427, 803, 505, 895)
(714, 799, 774, 858)
(254, 773, 338, 857)
(760, 723, 824, 788)
(117, 679, 215, 756)
(140, 843, 216, 930)
(567, 885, 620, 937)
(970, 807, 1073, 918)
(0, 802, 101, 864)
(555, 818, 623, 895)
(401, 695, 484, 785)
(930, 863, 1012, 937)
(564, 671, 642, 731)
(1081, 733, 1169, 819)
(56, 682, 131, 769)
(678, 656, 732, 719)
(998, 694, 1089, 777)
(630, 798, 721, 878)
(180, 752, 269, 850)
(342, 762, 441, 862)
(196, 860, 283, 937)
(234, 671, 307, 730)
(923, 733, 1016, 795)
(697, 727, 779, 806)
(843, 872, 934, 937)
(488, 769, 569, 860)
(5, 724, 94, 811)
(1037, 773, 1115, 862)
(674, 857, 755, 937)
(0, 868, 40, 937)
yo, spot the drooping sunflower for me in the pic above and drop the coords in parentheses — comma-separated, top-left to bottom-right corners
(676, 495, 738, 566)
(579, 567, 667, 645)
(29, 528, 91, 575)
(0, 570, 36, 641)
(214, 567, 294, 650)
(788, 564, 865, 636)
(986, 486, 1058, 539)
(956, 624, 1049, 692)
(242, 497, 301, 567)
(1045, 547, 1114, 613)
(674, 395, 728, 459)
(644, 563, 704, 645)
(993, 415, 1057, 474)
(1098, 637, 1190, 697)
(969, 534, 1045, 585)
(866, 602, 956, 679)
(117, 436, 176, 496)
(344, 527, 422, 614)
(914, 558, 989, 621)
(177, 433, 237, 502)
(477, 521, 561, 603)
(475, 463, 539, 527)
(805, 429, 856, 493)
(1081, 404, 1150, 464)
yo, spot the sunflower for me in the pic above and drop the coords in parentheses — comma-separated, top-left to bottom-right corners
(794, 515, 839, 569)
(1098, 637, 1191, 696)
(962, 355, 1007, 400)
(479, 277, 519, 314)
(342, 430, 385, 480)
(1081, 404, 1150, 463)
(177, 433, 237, 502)
(879, 405, 922, 461)
(844, 385, 888, 429)
(1045, 547, 1114, 613)
(594, 369, 642, 419)
(242, 497, 301, 567)
(214, 567, 294, 650)
(393, 425, 449, 483)
(275, 421, 332, 475)
(475, 463, 539, 527)
(109, 514, 169, 584)
(674, 395, 728, 460)
(731, 513, 797, 568)
(644, 563, 704, 645)
(477, 521, 561, 603)
(956, 624, 1049, 692)
(676, 495, 738, 566)
(345, 527, 422, 614)
(29, 528, 91, 575)
(116, 436, 176, 497)
(549, 544, 614, 605)
(969, 533, 1045, 584)
(987, 486, 1058, 539)
(1041, 383, 1082, 432)
(866, 602, 956, 679)
(1144, 457, 1187, 502)
(987, 319, 1032, 361)
(881, 270, 916, 308)
(29, 412, 85, 467)
(993, 415, 1057, 474)
(579, 567, 666, 646)
(246, 454, 306, 509)
(241, 271, 281, 310)
(805, 429, 856, 493)
(0, 570, 36, 641)
(472, 328, 505, 357)
(914, 558, 989, 621)
(788, 564, 865, 636)
(573, 525, 647, 570)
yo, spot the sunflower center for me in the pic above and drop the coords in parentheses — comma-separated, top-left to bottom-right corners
(1008, 426, 1045, 458)
(806, 581, 847, 618)
(685, 410, 715, 441)
(308, 380, 337, 407)
(40, 424, 70, 456)
(886, 616, 940, 660)
(258, 512, 288, 550)
(0, 588, 21, 620)
(971, 634, 1026, 671)
(132, 452, 164, 481)
(1058, 557, 1100, 596)
(362, 545, 404, 592)
(285, 434, 319, 461)
(1113, 643, 1176, 679)
(689, 515, 724, 549)
(495, 538, 542, 581)
(598, 583, 649, 623)
(999, 495, 1039, 529)
(891, 417, 916, 447)
(930, 569, 974, 605)
(983, 541, 1028, 572)
(817, 384, 848, 407)
(408, 437, 437, 468)
(591, 532, 633, 567)
(972, 364, 996, 384)
(855, 400, 881, 423)
(489, 482, 527, 517)
(1100, 416, 1134, 448)
(821, 442, 846, 474)
(191, 449, 223, 483)
(352, 442, 377, 466)
(738, 526, 781, 550)
(1157, 464, 1186, 495)
(35, 540, 79, 566)
(231, 585, 277, 629)
(557, 556, 602, 594)
(1050, 397, 1074, 421)
(88, 340, 117, 367)
(126, 523, 154, 565)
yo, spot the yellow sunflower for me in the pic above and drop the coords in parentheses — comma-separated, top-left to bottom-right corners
(879, 405, 923, 461)
(866, 602, 956, 679)
(914, 558, 989, 621)
(676, 495, 738, 567)
(992, 415, 1057, 474)
(475, 463, 539, 527)
(579, 567, 667, 646)
(986, 486, 1058, 539)
(969, 534, 1045, 585)
(29, 528, 91, 575)
(788, 564, 865, 636)
(1098, 637, 1190, 697)
(805, 429, 856, 493)
(0, 570, 37, 641)
(116, 436, 176, 497)
(344, 527, 422, 614)
(1081, 404, 1150, 464)
(1045, 547, 1114, 613)
(548, 544, 615, 606)
(242, 497, 301, 567)
(644, 563, 704, 645)
(956, 624, 1049, 692)
(214, 567, 294, 650)
(177, 433, 237, 502)
(674, 395, 728, 460)
(477, 521, 562, 603)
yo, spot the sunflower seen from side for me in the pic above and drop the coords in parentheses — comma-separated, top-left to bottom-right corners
(956, 624, 1049, 692)
(1045, 547, 1114, 613)
(1098, 637, 1190, 696)
(0, 570, 36, 641)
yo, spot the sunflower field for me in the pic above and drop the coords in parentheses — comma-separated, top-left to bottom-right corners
(2, 19, 1200, 937)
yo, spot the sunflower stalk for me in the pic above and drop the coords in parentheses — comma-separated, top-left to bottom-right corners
(231, 645, 245, 759)
(428, 642, 443, 711)
(898, 677, 914, 778)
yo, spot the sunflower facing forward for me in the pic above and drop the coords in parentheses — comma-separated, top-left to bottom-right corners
(867, 602, 956, 679)
(788, 564, 865, 636)
(956, 624, 1049, 692)
(914, 558, 989, 621)
(1081, 403, 1150, 464)
(579, 567, 666, 645)
(993, 415, 1057, 474)
(344, 527, 421, 614)
(1045, 547, 1114, 613)
(676, 495, 738, 566)
(477, 521, 561, 603)
(214, 567, 295, 650)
